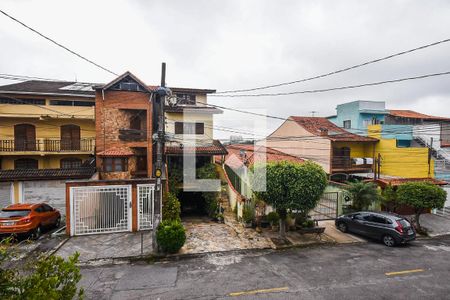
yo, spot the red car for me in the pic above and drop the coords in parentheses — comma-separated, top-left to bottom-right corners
(0, 203, 61, 239)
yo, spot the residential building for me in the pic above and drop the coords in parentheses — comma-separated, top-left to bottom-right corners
(263, 116, 378, 179)
(0, 80, 96, 213)
(327, 100, 388, 134)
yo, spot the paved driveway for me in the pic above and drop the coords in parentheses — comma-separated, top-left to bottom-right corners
(55, 231, 152, 263)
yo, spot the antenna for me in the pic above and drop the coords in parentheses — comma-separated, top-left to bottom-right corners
(310, 111, 318, 117)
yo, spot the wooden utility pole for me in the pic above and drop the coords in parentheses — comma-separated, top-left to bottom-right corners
(377, 153, 382, 179)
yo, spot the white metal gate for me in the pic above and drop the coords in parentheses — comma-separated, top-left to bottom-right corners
(70, 185, 131, 235)
(138, 184, 155, 230)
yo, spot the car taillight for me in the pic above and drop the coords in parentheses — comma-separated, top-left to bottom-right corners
(17, 217, 32, 225)
(395, 220, 403, 234)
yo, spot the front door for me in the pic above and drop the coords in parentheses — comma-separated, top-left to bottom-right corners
(14, 124, 36, 151)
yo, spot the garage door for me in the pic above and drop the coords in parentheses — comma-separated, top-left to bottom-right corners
(70, 185, 131, 235)
(22, 180, 66, 216)
(0, 182, 12, 209)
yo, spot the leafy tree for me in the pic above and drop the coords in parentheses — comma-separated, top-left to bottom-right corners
(381, 185, 399, 212)
(253, 161, 327, 238)
(0, 237, 83, 299)
(346, 181, 380, 211)
(397, 182, 447, 231)
(162, 192, 181, 222)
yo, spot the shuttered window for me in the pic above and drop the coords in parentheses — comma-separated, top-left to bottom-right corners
(174, 122, 204, 135)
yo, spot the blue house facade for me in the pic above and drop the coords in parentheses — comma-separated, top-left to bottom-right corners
(328, 100, 388, 135)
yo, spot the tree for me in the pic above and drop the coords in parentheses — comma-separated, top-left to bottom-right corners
(162, 192, 181, 222)
(396, 182, 447, 232)
(253, 161, 327, 238)
(346, 181, 380, 211)
(381, 185, 399, 212)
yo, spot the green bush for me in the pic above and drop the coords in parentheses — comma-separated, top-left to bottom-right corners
(156, 220, 186, 254)
(266, 211, 279, 225)
(0, 237, 84, 299)
(203, 192, 220, 218)
(242, 204, 254, 224)
(162, 192, 181, 222)
(301, 219, 315, 228)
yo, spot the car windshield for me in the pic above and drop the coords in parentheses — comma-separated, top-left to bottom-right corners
(398, 219, 411, 227)
(0, 209, 31, 218)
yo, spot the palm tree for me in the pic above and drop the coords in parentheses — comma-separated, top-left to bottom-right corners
(346, 181, 380, 211)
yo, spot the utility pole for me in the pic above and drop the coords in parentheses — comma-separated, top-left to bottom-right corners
(428, 137, 434, 177)
(152, 62, 167, 253)
(377, 153, 382, 179)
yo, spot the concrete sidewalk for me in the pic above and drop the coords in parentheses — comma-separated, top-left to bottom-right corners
(319, 220, 366, 244)
(410, 213, 450, 237)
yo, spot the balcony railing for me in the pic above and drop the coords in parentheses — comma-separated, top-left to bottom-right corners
(0, 138, 95, 152)
(332, 157, 373, 171)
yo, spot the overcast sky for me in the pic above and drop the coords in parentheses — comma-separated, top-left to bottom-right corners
(1, 0, 450, 139)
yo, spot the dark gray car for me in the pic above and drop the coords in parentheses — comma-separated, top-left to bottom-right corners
(335, 211, 416, 247)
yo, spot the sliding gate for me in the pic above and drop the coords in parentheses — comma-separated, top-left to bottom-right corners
(70, 185, 132, 235)
(309, 192, 339, 221)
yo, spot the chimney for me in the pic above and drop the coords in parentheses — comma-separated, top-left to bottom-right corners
(319, 128, 328, 136)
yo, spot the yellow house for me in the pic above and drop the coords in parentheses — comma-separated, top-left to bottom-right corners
(368, 124, 433, 178)
(0, 80, 96, 212)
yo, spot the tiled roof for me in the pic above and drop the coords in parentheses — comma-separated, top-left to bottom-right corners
(165, 140, 227, 155)
(290, 116, 378, 142)
(0, 80, 96, 97)
(0, 167, 95, 182)
(389, 110, 450, 121)
(97, 148, 134, 157)
(375, 177, 448, 187)
(224, 144, 305, 168)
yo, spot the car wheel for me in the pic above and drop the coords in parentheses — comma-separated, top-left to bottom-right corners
(337, 222, 348, 233)
(30, 226, 42, 240)
(55, 217, 61, 228)
(383, 235, 396, 247)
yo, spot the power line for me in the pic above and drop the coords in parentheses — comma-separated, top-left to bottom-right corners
(210, 70, 450, 97)
(0, 9, 118, 77)
(216, 37, 450, 94)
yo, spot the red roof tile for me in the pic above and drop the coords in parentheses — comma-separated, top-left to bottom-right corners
(97, 148, 134, 157)
(165, 140, 227, 155)
(224, 144, 305, 168)
(290, 116, 378, 142)
(0, 168, 95, 182)
(389, 110, 450, 121)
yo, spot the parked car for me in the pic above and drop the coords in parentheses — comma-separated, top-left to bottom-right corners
(335, 211, 415, 247)
(0, 203, 61, 239)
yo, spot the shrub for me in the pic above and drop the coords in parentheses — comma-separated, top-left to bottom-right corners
(346, 181, 380, 211)
(0, 237, 84, 299)
(162, 192, 181, 222)
(266, 211, 279, 225)
(242, 204, 254, 224)
(301, 219, 315, 228)
(203, 192, 220, 218)
(156, 220, 186, 254)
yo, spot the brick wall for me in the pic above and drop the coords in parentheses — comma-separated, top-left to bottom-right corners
(95, 90, 153, 179)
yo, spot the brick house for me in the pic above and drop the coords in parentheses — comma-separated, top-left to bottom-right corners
(94, 72, 154, 180)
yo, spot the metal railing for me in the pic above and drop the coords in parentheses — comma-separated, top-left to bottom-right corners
(0, 138, 95, 152)
(331, 157, 372, 170)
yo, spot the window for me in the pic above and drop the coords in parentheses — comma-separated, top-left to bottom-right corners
(343, 120, 351, 129)
(60, 125, 81, 150)
(362, 119, 370, 128)
(34, 206, 44, 213)
(111, 77, 146, 92)
(174, 122, 204, 135)
(103, 157, 128, 172)
(42, 204, 53, 212)
(176, 93, 196, 105)
(49, 100, 94, 107)
(14, 124, 36, 151)
(14, 158, 38, 170)
(60, 158, 82, 169)
(442, 123, 450, 147)
(0, 98, 45, 105)
(396, 140, 411, 148)
(370, 215, 388, 224)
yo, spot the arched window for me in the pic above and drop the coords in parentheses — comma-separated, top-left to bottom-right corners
(61, 125, 81, 150)
(14, 158, 38, 169)
(60, 157, 82, 169)
(14, 124, 36, 151)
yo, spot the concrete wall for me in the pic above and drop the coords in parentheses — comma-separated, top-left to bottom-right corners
(165, 111, 214, 145)
(0, 182, 13, 209)
(1, 154, 92, 170)
(264, 118, 332, 173)
(332, 101, 386, 135)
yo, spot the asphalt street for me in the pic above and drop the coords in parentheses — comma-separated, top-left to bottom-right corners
(80, 235, 450, 299)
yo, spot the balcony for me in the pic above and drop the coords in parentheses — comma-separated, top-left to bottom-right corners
(0, 138, 95, 153)
(119, 129, 147, 142)
(332, 157, 373, 173)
